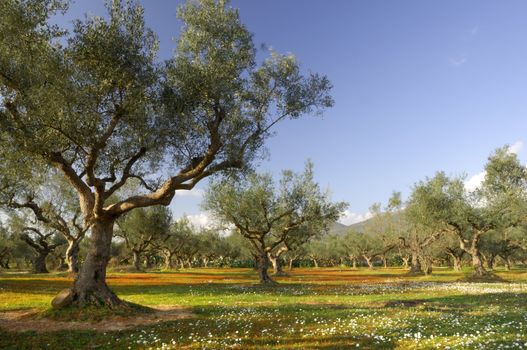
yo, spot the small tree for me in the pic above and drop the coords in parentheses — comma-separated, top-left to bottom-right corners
(116, 206, 171, 271)
(345, 229, 392, 269)
(196, 229, 225, 268)
(440, 234, 466, 271)
(9, 214, 66, 273)
(349, 202, 397, 269)
(203, 162, 347, 284)
(409, 147, 527, 277)
(161, 217, 194, 270)
(403, 189, 445, 274)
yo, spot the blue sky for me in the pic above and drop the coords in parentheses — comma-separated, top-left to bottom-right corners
(55, 1, 527, 225)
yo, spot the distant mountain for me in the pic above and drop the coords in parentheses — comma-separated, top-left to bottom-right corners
(348, 218, 371, 233)
(327, 216, 374, 236)
(346, 211, 403, 234)
(326, 211, 404, 238)
(328, 222, 350, 235)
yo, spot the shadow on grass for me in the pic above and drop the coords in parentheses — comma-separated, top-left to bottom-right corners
(1, 291, 527, 349)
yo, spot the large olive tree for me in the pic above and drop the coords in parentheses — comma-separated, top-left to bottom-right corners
(0, 0, 333, 307)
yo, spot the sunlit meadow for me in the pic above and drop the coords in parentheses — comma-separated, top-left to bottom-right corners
(1, 267, 527, 349)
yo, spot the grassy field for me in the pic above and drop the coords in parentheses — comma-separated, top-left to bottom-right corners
(1, 267, 527, 349)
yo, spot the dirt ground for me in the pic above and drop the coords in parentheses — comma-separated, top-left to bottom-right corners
(0, 305, 194, 333)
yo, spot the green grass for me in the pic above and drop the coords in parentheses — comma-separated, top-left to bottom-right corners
(1, 267, 527, 349)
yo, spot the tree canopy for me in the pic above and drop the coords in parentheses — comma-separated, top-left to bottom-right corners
(0, 0, 334, 307)
(203, 161, 347, 284)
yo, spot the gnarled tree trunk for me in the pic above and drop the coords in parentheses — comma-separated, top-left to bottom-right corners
(452, 255, 462, 271)
(408, 251, 423, 274)
(381, 255, 388, 268)
(470, 251, 488, 277)
(57, 255, 68, 271)
(33, 252, 49, 273)
(145, 255, 155, 269)
(269, 255, 286, 276)
(71, 219, 122, 308)
(311, 258, 319, 268)
(349, 255, 357, 269)
(486, 254, 496, 270)
(164, 250, 174, 269)
(363, 255, 374, 269)
(288, 257, 294, 271)
(132, 250, 141, 271)
(401, 256, 409, 269)
(256, 251, 276, 285)
(66, 238, 81, 274)
(505, 257, 512, 271)
(422, 257, 433, 275)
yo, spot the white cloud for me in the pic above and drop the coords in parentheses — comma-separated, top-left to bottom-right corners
(464, 171, 485, 192)
(508, 140, 523, 155)
(181, 212, 212, 228)
(174, 188, 204, 198)
(464, 140, 524, 192)
(178, 212, 234, 236)
(338, 210, 373, 226)
(449, 56, 467, 67)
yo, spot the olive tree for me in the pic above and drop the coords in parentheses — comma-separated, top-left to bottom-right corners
(8, 214, 66, 273)
(161, 217, 194, 270)
(403, 189, 445, 274)
(203, 162, 347, 284)
(0, 0, 333, 307)
(410, 148, 526, 277)
(0, 169, 90, 274)
(351, 202, 397, 269)
(116, 206, 171, 271)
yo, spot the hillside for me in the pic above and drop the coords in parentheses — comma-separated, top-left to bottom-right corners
(328, 222, 350, 235)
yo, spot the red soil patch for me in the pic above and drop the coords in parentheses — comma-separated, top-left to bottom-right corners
(0, 305, 194, 333)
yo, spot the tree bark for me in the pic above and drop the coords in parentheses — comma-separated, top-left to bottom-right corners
(66, 238, 81, 274)
(164, 252, 172, 269)
(401, 256, 409, 269)
(486, 254, 496, 270)
(71, 219, 123, 308)
(381, 255, 388, 268)
(363, 255, 374, 269)
(185, 259, 192, 268)
(145, 255, 155, 269)
(452, 255, 462, 271)
(408, 251, 423, 274)
(422, 257, 433, 275)
(58, 255, 69, 271)
(348, 255, 357, 269)
(33, 252, 49, 273)
(132, 250, 141, 271)
(312, 258, 319, 268)
(256, 251, 276, 285)
(0, 257, 9, 269)
(471, 251, 488, 277)
(269, 255, 287, 276)
(288, 257, 294, 271)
